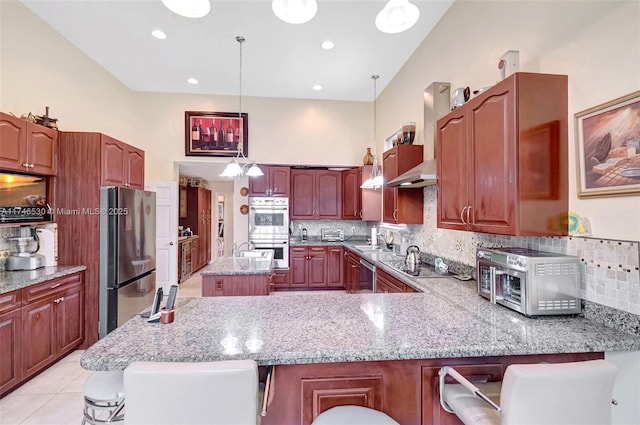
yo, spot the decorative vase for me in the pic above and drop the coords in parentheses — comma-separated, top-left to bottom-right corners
(363, 148, 374, 165)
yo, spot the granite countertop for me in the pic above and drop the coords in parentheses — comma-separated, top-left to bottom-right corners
(80, 278, 640, 371)
(0, 265, 87, 294)
(200, 250, 274, 276)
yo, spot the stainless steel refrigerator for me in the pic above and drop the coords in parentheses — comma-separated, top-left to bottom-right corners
(99, 187, 156, 338)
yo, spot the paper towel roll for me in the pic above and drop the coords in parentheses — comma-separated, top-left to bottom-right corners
(371, 227, 377, 246)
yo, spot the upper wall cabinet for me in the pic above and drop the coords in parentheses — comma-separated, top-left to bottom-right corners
(0, 112, 57, 175)
(342, 168, 361, 220)
(249, 166, 290, 197)
(383, 145, 423, 224)
(436, 72, 568, 236)
(290, 169, 342, 219)
(101, 135, 145, 189)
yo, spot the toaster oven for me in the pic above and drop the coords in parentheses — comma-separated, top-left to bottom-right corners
(477, 247, 581, 316)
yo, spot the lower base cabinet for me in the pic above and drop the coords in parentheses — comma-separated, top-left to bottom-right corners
(202, 274, 270, 296)
(270, 270, 290, 290)
(376, 268, 416, 293)
(0, 272, 84, 396)
(343, 251, 361, 294)
(261, 352, 602, 425)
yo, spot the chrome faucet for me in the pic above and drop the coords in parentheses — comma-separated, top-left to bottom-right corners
(232, 241, 254, 256)
(376, 232, 386, 248)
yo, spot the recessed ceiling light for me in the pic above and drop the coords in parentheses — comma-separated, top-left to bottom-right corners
(272, 0, 317, 24)
(151, 29, 167, 40)
(312, 84, 323, 91)
(161, 0, 211, 19)
(321, 40, 334, 50)
(187, 78, 199, 85)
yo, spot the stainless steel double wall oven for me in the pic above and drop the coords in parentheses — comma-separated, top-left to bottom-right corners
(248, 197, 289, 269)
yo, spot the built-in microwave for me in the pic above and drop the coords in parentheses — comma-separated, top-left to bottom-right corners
(0, 172, 51, 223)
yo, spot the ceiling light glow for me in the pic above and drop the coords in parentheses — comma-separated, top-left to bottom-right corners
(312, 84, 323, 91)
(151, 29, 167, 40)
(187, 78, 199, 85)
(272, 0, 317, 24)
(321, 40, 334, 50)
(375, 0, 420, 34)
(161, 0, 211, 19)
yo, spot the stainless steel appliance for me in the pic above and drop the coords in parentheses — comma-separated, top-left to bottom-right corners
(382, 259, 455, 279)
(248, 197, 289, 239)
(360, 258, 375, 292)
(5, 226, 45, 271)
(477, 247, 581, 316)
(321, 228, 344, 242)
(249, 197, 289, 269)
(251, 239, 289, 269)
(99, 187, 157, 338)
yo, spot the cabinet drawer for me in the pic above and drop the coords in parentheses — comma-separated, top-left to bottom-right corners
(0, 290, 22, 315)
(23, 273, 82, 303)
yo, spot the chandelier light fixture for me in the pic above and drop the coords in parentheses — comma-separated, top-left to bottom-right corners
(161, 0, 211, 18)
(220, 36, 264, 178)
(361, 75, 384, 189)
(375, 0, 420, 34)
(272, 0, 318, 24)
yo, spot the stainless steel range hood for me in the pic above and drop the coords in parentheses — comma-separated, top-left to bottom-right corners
(386, 81, 450, 188)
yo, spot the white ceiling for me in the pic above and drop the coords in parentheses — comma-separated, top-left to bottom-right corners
(21, 0, 453, 102)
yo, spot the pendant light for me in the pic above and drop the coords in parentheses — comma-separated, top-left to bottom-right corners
(361, 75, 383, 189)
(375, 0, 420, 34)
(272, 0, 318, 24)
(220, 36, 264, 178)
(161, 0, 211, 18)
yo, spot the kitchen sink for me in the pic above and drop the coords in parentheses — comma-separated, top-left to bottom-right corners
(352, 245, 385, 252)
(236, 250, 269, 258)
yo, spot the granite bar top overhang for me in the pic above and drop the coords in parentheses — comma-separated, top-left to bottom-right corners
(0, 265, 87, 294)
(200, 250, 274, 276)
(81, 279, 640, 371)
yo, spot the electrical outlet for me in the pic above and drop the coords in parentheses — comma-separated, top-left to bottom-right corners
(351, 226, 356, 235)
(0, 250, 10, 259)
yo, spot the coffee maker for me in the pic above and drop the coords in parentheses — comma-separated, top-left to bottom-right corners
(5, 227, 46, 271)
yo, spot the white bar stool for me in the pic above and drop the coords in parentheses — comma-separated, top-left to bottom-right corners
(82, 371, 125, 425)
(311, 405, 400, 425)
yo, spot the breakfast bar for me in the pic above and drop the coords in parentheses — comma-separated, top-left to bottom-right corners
(80, 278, 640, 424)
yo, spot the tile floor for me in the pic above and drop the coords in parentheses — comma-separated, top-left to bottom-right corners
(0, 273, 345, 424)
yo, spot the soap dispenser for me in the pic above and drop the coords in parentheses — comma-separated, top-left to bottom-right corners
(302, 228, 307, 242)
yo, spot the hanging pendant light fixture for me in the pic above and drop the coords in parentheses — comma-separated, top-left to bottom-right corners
(375, 0, 420, 34)
(220, 36, 264, 179)
(161, 0, 211, 18)
(361, 75, 384, 189)
(272, 0, 318, 24)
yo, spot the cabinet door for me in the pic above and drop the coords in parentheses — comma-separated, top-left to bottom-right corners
(57, 285, 84, 353)
(271, 270, 290, 290)
(344, 252, 360, 294)
(342, 168, 360, 220)
(0, 308, 22, 395)
(436, 112, 469, 230)
(126, 146, 145, 189)
(316, 171, 341, 219)
(22, 300, 56, 378)
(360, 165, 382, 222)
(269, 166, 290, 197)
(249, 170, 269, 196)
(291, 170, 315, 219)
(469, 86, 516, 234)
(376, 269, 405, 293)
(289, 247, 308, 288)
(101, 136, 126, 187)
(382, 150, 399, 223)
(308, 247, 327, 287)
(0, 112, 27, 172)
(326, 247, 344, 287)
(26, 123, 57, 175)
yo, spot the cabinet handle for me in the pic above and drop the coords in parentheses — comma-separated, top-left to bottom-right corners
(466, 206, 472, 225)
(51, 283, 62, 289)
(460, 207, 467, 224)
(393, 209, 398, 221)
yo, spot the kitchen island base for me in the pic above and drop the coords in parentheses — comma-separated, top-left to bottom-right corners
(261, 352, 602, 425)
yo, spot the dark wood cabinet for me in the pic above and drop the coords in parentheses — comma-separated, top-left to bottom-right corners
(0, 112, 57, 175)
(0, 272, 84, 396)
(343, 250, 361, 294)
(202, 274, 269, 296)
(342, 168, 361, 220)
(383, 145, 423, 224)
(436, 72, 568, 236)
(180, 187, 212, 271)
(270, 270, 290, 290)
(101, 135, 145, 189)
(56, 132, 145, 348)
(360, 165, 382, 222)
(376, 268, 414, 293)
(0, 291, 23, 396)
(291, 169, 342, 219)
(290, 246, 328, 288)
(249, 166, 290, 197)
(326, 246, 344, 288)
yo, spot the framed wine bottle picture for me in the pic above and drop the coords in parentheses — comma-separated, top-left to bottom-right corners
(185, 111, 249, 157)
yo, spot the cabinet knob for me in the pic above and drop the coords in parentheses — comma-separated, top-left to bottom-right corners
(54, 297, 64, 303)
(169, 242, 174, 246)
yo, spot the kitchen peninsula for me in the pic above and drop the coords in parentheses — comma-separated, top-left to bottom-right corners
(81, 274, 640, 424)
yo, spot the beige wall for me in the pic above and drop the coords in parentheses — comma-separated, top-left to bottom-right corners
(377, 0, 640, 241)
